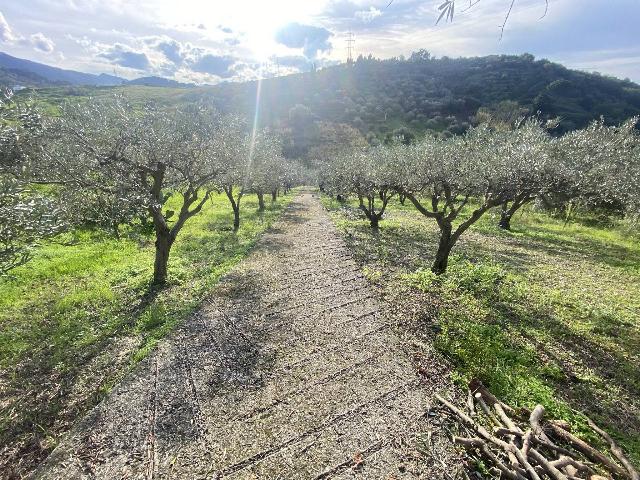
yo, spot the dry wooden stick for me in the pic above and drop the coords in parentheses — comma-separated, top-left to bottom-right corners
(476, 393, 503, 428)
(558, 454, 579, 478)
(522, 406, 546, 457)
(454, 436, 484, 448)
(521, 429, 534, 456)
(529, 405, 545, 436)
(454, 436, 527, 480)
(585, 416, 639, 480)
(512, 446, 543, 480)
(529, 448, 569, 480)
(550, 456, 596, 476)
(495, 427, 580, 460)
(436, 394, 505, 447)
(547, 422, 628, 479)
(496, 402, 524, 466)
(496, 403, 522, 433)
(436, 395, 541, 480)
(469, 379, 515, 413)
(466, 389, 476, 416)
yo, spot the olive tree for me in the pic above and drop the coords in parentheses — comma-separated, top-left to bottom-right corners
(248, 131, 284, 211)
(555, 117, 639, 217)
(214, 115, 250, 231)
(0, 92, 62, 274)
(399, 126, 522, 274)
(324, 146, 399, 229)
(495, 119, 555, 230)
(47, 98, 223, 284)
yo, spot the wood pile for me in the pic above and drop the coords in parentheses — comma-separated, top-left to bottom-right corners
(436, 380, 639, 480)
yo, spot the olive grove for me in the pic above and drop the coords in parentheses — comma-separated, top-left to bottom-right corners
(0, 95, 298, 282)
(44, 99, 227, 284)
(321, 117, 639, 274)
(0, 92, 62, 274)
(322, 146, 399, 229)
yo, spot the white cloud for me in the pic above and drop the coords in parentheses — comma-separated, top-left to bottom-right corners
(0, 11, 16, 42)
(354, 7, 382, 23)
(1, 0, 639, 83)
(30, 32, 55, 52)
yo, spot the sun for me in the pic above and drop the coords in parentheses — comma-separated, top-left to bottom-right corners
(156, 0, 328, 61)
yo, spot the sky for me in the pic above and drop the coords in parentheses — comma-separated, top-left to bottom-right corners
(0, 0, 639, 84)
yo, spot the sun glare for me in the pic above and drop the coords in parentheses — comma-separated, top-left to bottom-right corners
(155, 0, 327, 60)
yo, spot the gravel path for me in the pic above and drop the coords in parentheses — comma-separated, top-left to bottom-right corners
(34, 192, 454, 479)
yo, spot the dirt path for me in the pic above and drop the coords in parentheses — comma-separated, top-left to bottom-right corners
(34, 192, 454, 479)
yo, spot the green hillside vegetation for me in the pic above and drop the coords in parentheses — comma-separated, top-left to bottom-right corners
(213, 52, 640, 142)
(16, 52, 640, 156)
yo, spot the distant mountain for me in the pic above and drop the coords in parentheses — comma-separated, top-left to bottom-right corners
(0, 66, 61, 88)
(0, 52, 125, 86)
(127, 76, 191, 87)
(0, 52, 198, 89)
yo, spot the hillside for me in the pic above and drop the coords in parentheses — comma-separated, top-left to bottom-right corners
(0, 66, 64, 88)
(211, 53, 640, 142)
(0, 52, 124, 86)
(12, 51, 640, 149)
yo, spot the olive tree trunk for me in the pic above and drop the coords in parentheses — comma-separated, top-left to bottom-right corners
(499, 194, 535, 230)
(358, 190, 392, 230)
(257, 192, 265, 211)
(153, 226, 173, 284)
(224, 186, 243, 231)
(432, 222, 453, 275)
(405, 192, 498, 275)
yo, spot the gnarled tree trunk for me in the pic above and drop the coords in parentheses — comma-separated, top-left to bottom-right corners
(432, 222, 453, 275)
(499, 202, 513, 230)
(358, 190, 392, 230)
(257, 192, 265, 211)
(499, 194, 535, 230)
(233, 207, 240, 231)
(153, 226, 173, 284)
(224, 186, 243, 232)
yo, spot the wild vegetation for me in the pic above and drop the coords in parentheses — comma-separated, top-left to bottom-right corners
(212, 53, 640, 144)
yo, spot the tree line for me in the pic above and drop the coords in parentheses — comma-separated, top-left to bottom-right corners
(0, 93, 304, 283)
(320, 117, 640, 274)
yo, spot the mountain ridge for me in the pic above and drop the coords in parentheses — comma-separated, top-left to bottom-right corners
(0, 52, 125, 86)
(0, 52, 193, 88)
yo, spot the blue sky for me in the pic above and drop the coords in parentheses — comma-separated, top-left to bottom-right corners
(0, 0, 639, 84)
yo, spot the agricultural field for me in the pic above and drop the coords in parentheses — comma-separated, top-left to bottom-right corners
(323, 194, 640, 464)
(3, 56, 640, 480)
(0, 191, 294, 476)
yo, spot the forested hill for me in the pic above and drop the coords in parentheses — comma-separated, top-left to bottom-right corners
(15, 52, 640, 149)
(211, 52, 640, 142)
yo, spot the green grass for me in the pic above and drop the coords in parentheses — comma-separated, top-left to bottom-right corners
(323, 194, 640, 465)
(0, 190, 294, 476)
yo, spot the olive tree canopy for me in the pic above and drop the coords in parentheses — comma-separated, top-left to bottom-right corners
(0, 92, 62, 274)
(45, 97, 223, 283)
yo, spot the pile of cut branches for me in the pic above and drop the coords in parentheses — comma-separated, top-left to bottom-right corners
(436, 379, 639, 480)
